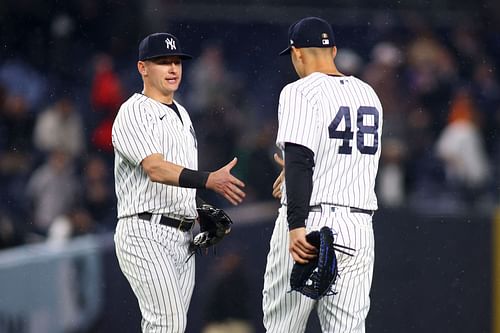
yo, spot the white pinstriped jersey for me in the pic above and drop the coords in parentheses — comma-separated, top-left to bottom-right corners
(276, 72, 383, 210)
(112, 93, 198, 219)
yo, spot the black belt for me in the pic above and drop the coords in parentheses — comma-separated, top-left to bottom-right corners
(137, 212, 195, 232)
(309, 205, 374, 216)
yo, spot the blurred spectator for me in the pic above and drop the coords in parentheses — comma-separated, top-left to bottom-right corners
(90, 53, 124, 115)
(378, 138, 406, 208)
(90, 54, 124, 154)
(0, 210, 25, 249)
(48, 12, 77, 79)
(82, 154, 116, 228)
(0, 60, 47, 111)
(404, 106, 440, 197)
(244, 123, 279, 202)
(471, 60, 500, 153)
(0, 94, 35, 159)
(186, 43, 248, 194)
(0, 93, 35, 213)
(435, 88, 491, 207)
(91, 117, 115, 155)
(336, 48, 363, 76)
(449, 22, 485, 79)
(186, 43, 239, 115)
(25, 150, 79, 237)
(405, 35, 458, 132)
(33, 96, 86, 157)
(363, 41, 408, 143)
(47, 206, 97, 244)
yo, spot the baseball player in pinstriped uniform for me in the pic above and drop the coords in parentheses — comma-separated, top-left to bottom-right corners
(112, 32, 245, 333)
(262, 17, 383, 332)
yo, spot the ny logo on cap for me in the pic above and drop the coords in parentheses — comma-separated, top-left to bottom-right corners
(165, 38, 177, 50)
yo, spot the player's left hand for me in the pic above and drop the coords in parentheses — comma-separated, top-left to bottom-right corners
(272, 153, 284, 199)
(289, 227, 317, 264)
(186, 203, 233, 261)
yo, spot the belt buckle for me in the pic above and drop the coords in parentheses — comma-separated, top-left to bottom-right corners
(178, 217, 191, 232)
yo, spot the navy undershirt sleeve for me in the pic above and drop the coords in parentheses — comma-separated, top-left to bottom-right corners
(284, 142, 315, 230)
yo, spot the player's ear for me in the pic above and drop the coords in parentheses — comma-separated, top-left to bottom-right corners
(291, 47, 303, 63)
(137, 61, 147, 76)
(331, 46, 337, 60)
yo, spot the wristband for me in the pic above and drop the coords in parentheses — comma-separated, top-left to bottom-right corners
(179, 168, 209, 189)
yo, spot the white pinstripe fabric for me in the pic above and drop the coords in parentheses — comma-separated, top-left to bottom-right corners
(262, 205, 374, 333)
(265, 71, 381, 332)
(115, 215, 195, 333)
(276, 73, 383, 211)
(112, 93, 198, 219)
(112, 93, 199, 332)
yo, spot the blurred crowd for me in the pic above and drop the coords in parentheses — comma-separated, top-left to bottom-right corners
(0, 7, 499, 249)
(356, 14, 500, 215)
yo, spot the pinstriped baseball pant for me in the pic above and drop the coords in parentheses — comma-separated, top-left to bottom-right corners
(115, 216, 195, 333)
(262, 205, 374, 333)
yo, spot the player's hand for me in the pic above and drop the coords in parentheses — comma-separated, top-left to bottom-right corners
(206, 157, 246, 205)
(272, 153, 284, 199)
(289, 227, 317, 264)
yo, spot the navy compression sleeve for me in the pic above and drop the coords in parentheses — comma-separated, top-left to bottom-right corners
(284, 142, 315, 230)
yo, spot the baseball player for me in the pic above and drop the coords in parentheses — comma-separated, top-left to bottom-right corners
(112, 32, 245, 332)
(262, 17, 383, 333)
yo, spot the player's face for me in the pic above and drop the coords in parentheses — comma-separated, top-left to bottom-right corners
(141, 56, 183, 96)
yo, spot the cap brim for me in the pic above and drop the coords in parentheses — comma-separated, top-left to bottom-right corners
(141, 53, 193, 61)
(178, 53, 193, 60)
(279, 46, 291, 56)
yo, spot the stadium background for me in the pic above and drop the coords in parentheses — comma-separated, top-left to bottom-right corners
(0, 0, 499, 332)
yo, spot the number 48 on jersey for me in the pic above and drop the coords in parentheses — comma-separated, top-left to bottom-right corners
(328, 106, 380, 155)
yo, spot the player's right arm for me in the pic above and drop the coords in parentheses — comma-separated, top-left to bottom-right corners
(140, 153, 185, 185)
(141, 154, 245, 205)
(112, 100, 245, 205)
(275, 84, 319, 263)
(284, 143, 317, 264)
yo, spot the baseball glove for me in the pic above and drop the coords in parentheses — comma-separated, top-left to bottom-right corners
(289, 226, 355, 300)
(190, 204, 233, 255)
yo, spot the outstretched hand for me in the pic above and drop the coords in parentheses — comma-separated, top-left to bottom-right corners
(272, 153, 284, 199)
(206, 157, 246, 205)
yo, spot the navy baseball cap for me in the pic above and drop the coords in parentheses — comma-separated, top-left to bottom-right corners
(138, 32, 193, 61)
(279, 17, 335, 56)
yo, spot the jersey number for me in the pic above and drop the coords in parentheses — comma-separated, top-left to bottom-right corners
(328, 106, 380, 155)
